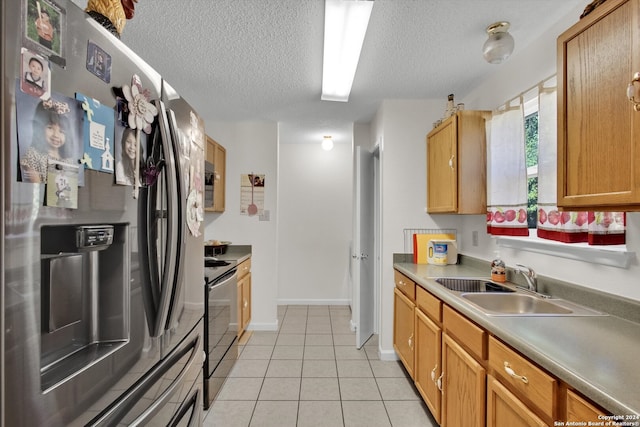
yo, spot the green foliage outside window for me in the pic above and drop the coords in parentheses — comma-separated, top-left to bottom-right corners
(525, 113, 538, 228)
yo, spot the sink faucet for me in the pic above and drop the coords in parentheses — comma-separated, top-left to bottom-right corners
(515, 264, 537, 293)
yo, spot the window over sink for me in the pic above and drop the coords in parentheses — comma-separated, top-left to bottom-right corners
(487, 76, 633, 268)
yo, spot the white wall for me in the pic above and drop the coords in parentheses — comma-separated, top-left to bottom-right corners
(205, 120, 355, 331)
(204, 121, 279, 330)
(277, 140, 353, 304)
(373, 99, 463, 358)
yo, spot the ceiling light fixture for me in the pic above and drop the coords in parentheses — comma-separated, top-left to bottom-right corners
(482, 21, 515, 64)
(321, 0, 374, 102)
(322, 135, 334, 151)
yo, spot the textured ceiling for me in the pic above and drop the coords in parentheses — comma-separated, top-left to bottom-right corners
(70, 0, 588, 144)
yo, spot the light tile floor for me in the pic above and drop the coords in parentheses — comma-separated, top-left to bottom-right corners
(203, 305, 438, 427)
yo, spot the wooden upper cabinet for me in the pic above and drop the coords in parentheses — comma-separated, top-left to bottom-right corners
(427, 110, 489, 214)
(557, 0, 640, 210)
(205, 136, 226, 212)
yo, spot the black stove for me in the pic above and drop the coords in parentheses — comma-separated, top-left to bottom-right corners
(204, 258, 230, 268)
(204, 258, 236, 284)
(203, 257, 239, 409)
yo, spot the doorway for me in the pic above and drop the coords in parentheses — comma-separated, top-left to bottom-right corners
(352, 142, 381, 349)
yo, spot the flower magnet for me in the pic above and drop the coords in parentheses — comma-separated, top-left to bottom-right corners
(119, 74, 158, 198)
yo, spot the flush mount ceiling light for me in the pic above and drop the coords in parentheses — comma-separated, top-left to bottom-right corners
(321, 0, 374, 102)
(483, 21, 515, 64)
(322, 135, 334, 151)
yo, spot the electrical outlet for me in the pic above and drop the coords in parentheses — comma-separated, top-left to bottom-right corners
(472, 230, 479, 246)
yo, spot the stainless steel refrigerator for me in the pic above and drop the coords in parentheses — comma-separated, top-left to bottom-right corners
(1, 0, 206, 425)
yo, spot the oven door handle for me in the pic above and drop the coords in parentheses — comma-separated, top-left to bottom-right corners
(208, 270, 238, 291)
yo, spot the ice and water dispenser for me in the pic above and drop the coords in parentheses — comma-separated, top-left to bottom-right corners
(40, 224, 129, 391)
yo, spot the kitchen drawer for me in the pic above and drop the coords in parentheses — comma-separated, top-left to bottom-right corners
(394, 270, 415, 301)
(567, 389, 606, 422)
(238, 257, 251, 280)
(489, 336, 557, 418)
(416, 286, 441, 323)
(443, 305, 486, 361)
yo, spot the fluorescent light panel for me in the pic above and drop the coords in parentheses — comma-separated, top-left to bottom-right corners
(321, 0, 374, 102)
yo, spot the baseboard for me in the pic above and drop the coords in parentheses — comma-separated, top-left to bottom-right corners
(247, 319, 279, 332)
(183, 301, 204, 311)
(277, 299, 350, 306)
(378, 348, 399, 361)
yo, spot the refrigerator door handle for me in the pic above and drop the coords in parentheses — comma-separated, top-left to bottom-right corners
(139, 99, 180, 338)
(128, 334, 201, 426)
(154, 100, 181, 337)
(88, 332, 202, 426)
(167, 385, 202, 427)
(163, 108, 186, 331)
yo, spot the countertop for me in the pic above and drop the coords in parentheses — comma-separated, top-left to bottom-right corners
(212, 245, 252, 264)
(393, 261, 640, 416)
(204, 245, 251, 283)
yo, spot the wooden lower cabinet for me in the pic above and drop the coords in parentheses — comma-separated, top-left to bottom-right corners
(415, 308, 442, 423)
(393, 287, 415, 378)
(393, 269, 609, 427)
(488, 336, 557, 424)
(566, 389, 606, 423)
(487, 375, 547, 427)
(442, 333, 486, 427)
(237, 258, 251, 337)
(239, 272, 251, 332)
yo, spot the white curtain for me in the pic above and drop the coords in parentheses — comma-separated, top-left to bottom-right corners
(536, 78, 625, 245)
(486, 99, 529, 236)
(536, 78, 588, 242)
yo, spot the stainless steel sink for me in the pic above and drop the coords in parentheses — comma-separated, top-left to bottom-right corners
(460, 293, 606, 316)
(435, 277, 515, 293)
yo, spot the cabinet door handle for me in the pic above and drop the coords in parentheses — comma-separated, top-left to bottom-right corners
(243, 299, 248, 309)
(448, 155, 455, 169)
(436, 372, 444, 393)
(627, 72, 640, 111)
(504, 361, 529, 384)
(430, 364, 438, 382)
(408, 333, 414, 350)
